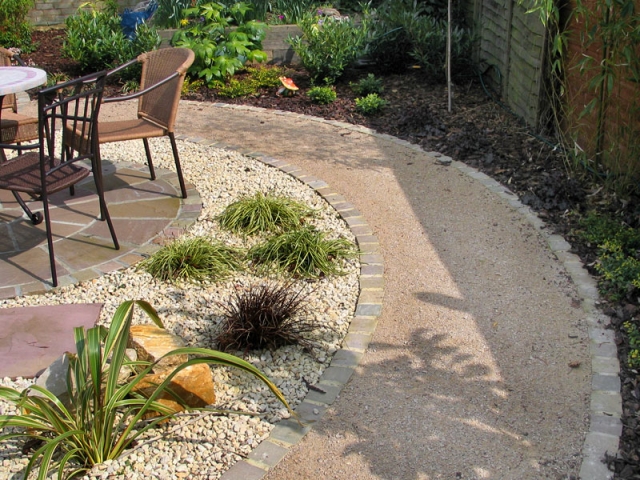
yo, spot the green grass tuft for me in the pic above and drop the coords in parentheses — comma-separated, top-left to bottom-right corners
(139, 237, 244, 282)
(218, 192, 313, 236)
(249, 225, 357, 278)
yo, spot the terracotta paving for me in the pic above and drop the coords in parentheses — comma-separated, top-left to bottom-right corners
(0, 160, 202, 299)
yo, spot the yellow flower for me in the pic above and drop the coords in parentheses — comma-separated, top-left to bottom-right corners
(180, 18, 189, 26)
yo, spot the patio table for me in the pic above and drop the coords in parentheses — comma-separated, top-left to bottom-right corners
(0, 65, 47, 161)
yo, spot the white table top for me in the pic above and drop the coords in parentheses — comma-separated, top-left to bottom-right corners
(0, 66, 47, 96)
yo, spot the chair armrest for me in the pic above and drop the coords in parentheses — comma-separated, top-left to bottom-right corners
(106, 57, 140, 77)
(102, 71, 180, 103)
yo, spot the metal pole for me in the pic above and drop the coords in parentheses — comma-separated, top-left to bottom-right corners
(447, 0, 452, 112)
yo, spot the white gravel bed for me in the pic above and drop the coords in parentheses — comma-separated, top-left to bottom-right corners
(0, 138, 360, 479)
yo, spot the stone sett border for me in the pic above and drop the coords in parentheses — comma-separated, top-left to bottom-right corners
(177, 101, 621, 480)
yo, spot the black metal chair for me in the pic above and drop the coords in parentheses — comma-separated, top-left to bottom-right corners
(0, 71, 119, 287)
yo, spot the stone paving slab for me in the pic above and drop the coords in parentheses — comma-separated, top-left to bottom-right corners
(0, 303, 103, 378)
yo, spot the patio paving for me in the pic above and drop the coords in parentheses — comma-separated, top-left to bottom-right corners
(0, 160, 202, 299)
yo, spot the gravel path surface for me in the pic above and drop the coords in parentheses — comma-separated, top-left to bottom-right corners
(167, 101, 592, 479)
(10, 98, 596, 479)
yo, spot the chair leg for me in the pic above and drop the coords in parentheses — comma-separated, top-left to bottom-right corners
(143, 138, 156, 180)
(91, 159, 119, 250)
(40, 194, 58, 287)
(169, 133, 187, 199)
(12, 191, 43, 225)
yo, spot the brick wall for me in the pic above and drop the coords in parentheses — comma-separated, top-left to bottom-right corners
(28, 0, 138, 27)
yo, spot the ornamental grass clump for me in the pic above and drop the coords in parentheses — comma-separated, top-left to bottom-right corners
(139, 237, 244, 282)
(217, 282, 326, 352)
(218, 192, 313, 235)
(249, 225, 357, 278)
(0, 300, 292, 480)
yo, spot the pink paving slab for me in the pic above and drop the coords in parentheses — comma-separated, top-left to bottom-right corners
(0, 303, 102, 378)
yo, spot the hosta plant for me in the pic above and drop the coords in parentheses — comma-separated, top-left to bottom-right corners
(249, 225, 357, 278)
(0, 300, 291, 480)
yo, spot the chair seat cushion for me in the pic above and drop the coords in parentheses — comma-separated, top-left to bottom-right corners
(1, 112, 39, 144)
(98, 118, 167, 143)
(0, 152, 91, 195)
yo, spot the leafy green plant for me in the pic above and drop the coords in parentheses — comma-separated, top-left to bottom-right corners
(238, 0, 320, 23)
(218, 192, 313, 235)
(355, 93, 388, 115)
(246, 65, 286, 88)
(406, 16, 474, 80)
(154, 0, 191, 28)
(366, 0, 424, 71)
(216, 77, 260, 97)
(595, 240, 640, 301)
(139, 237, 244, 282)
(367, 0, 473, 78)
(578, 212, 640, 250)
(0, 0, 35, 52)
(307, 85, 337, 104)
(350, 73, 384, 96)
(249, 225, 357, 278)
(181, 77, 205, 95)
(0, 300, 291, 479)
(63, 0, 160, 74)
(624, 320, 640, 368)
(45, 72, 71, 87)
(172, 2, 268, 85)
(217, 282, 326, 352)
(287, 10, 371, 85)
(577, 212, 640, 301)
(121, 79, 139, 94)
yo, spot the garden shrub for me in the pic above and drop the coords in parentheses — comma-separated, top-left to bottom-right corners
(350, 73, 384, 96)
(367, 0, 474, 79)
(407, 16, 474, 80)
(355, 93, 388, 115)
(307, 86, 337, 104)
(0, 0, 35, 52)
(63, 0, 160, 75)
(287, 10, 372, 85)
(172, 2, 267, 85)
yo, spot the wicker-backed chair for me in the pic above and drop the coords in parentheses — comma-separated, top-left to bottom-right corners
(92, 48, 194, 198)
(0, 71, 119, 287)
(0, 47, 39, 151)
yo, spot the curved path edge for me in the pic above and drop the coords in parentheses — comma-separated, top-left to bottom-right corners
(174, 103, 621, 480)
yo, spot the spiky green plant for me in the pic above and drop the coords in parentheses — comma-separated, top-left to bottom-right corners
(0, 300, 292, 480)
(218, 192, 313, 236)
(249, 225, 357, 278)
(139, 237, 244, 282)
(217, 282, 327, 352)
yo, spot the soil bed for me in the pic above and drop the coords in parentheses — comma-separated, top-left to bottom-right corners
(21, 28, 640, 478)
